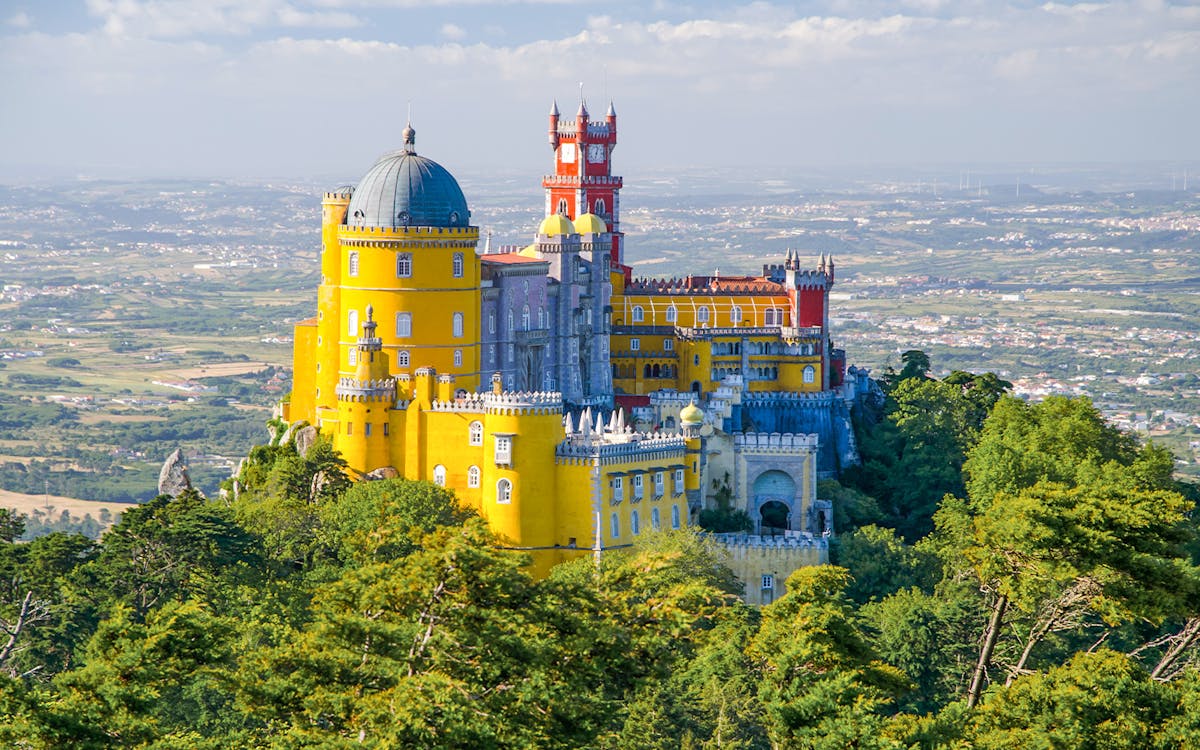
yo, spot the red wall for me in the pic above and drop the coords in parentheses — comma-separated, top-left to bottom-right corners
(797, 288, 825, 328)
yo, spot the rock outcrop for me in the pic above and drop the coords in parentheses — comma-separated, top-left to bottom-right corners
(158, 448, 192, 497)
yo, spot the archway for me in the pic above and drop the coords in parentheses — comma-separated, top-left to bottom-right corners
(759, 501, 790, 536)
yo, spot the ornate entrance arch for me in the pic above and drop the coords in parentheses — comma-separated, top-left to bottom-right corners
(752, 469, 797, 534)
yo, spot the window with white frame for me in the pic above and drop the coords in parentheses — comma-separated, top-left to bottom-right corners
(520, 305, 530, 330)
(348, 348, 357, 366)
(697, 306, 710, 324)
(433, 465, 446, 487)
(761, 574, 775, 590)
(452, 312, 464, 338)
(612, 476, 624, 503)
(506, 344, 514, 363)
(674, 468, 684, 494)
(347, 309, 359, 337)
(664, 338, 673, 351)
(557, 198, 568, 214)
(452, 252, 464, 278)
(666, 305, 678, 323)
(396, 253, 412, 278)
(537, 307, 545, 328)
(467, 465, 480, 488)
(730, 305, 742, 323)
(631, 510, 640, 536)
(507, 311, 514, 333)
(488, 311, 496, 334)
(764, 308, 777, 326)
(633, 474, 644, 500)
(610, 512, 620, 538)
(651, 507, 661, 530)
(595, 198, 606, 215)
(803, 365, 816, 384)
(671, 504, 681, 529)
(632, 305, 644, 323)
(454, 349, 462, 367)
(469, 421, 483, 446)
(348, 251, 359, 277)
(654, 472, 664, 497)
(398, 350, 410, 368)
(496, 478, 512, 504)
(494, 435, 512, 464)
(630, 338, 640, 351)
(395, 312, 412, 338)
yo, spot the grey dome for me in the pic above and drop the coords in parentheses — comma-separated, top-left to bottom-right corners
(346, 131, 469, 229)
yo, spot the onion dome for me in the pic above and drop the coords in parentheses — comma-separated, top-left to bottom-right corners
(346, 124, 470, 229)
(538, 213, 576, 236)
(680, 400, 704, 426)
(574, 212, 608, 235)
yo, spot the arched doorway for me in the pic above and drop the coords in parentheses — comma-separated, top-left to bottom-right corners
(753, 470, 797, 535)
(759, 501, 790, 536)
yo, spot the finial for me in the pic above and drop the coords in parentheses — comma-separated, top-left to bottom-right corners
(402, 117, 416, 153)
(366, 304, 374, 321)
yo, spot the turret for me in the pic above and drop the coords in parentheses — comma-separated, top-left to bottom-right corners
(827, 255, 835, 283)
(576, 99, 588, 134)
(605, 100, 617, 145)
(548, 100, 560, 149)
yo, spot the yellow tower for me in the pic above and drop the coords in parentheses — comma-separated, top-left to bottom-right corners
(334, 305, 397, 473)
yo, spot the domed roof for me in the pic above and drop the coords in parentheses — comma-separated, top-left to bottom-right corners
(538, 213, 576, 236)
(680, 400, 704, 425)
(518, 243, 540, 258)
(346, 125, 470, 230)
(574, 212, 608, 234)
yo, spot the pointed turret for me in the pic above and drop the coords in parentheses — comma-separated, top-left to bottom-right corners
(549, 100, 560, 149)
(605, 100, 617, 145)
(616, 407, 625, 433)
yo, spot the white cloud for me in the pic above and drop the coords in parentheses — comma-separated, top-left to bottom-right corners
(441, 23, 467, 41)
(6, 11, 32, 29)
(84, 0, 361, 38)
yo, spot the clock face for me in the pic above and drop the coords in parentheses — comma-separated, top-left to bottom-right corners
(588, 144, 606, 163)
(560, 144, 576, 163)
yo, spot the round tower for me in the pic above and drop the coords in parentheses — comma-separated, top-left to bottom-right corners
(335, 305, 398, 473)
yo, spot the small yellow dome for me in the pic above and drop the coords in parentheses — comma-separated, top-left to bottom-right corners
(680, 400, 704, 425)
(518, 243, 540, 258)
(574, 212, 608, 235)
(538, 213, 576, 236)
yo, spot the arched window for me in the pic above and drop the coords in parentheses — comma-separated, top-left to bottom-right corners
(496, 478, 512, 504)
(452, 252, 464, 278)
(467, 465, 480, 488)
(651, 507, 661, 530)
(644, 364, 652, 378)
(666, 305, 677, 323)
(764, 308, 777, 326)
(537, 307, 545, 328)
(610, 512, 620, 538)
(697, 306, 710, 324)
(433, 465, 446, 487)
(803, 365, 816, 384)
(454, 349, 462, 367)
(671, 504, 681, 529)
(521, 305, 530, 330)
(395, 312, 411, 338)
(469, 421, 483, 446)
(397, 350, 410, 368)
(631, 509, 640, 536)
(347, 251, 359, 277)
(557, 198, 568, 214)
(347, 309, 359, 336)
(452, 312, 464, 338)
(595, 198, 606, 215)
(730, 305, 742, 323)
(396, 253, 412, 278)
(348, 348, 357, 366)
(632, 305, 644, 323)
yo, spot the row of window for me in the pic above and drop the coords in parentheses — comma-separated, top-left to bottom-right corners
(611, 470, 684, 502)
(627, 338, 674, 353)
(487, 306, 549, 335)
(612, 362, 676, 380)
(710, 365, 814, 383)
(555, 198, 607, 215)
(346, 310, 464, 338)
(630, 305, 788, 326)
(346, 252, 464, 279)
(610, 505, 681, 538)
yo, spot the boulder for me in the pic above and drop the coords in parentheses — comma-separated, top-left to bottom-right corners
(294, 425, 319, 458)
(364, 467, 399, 481)
(158, 448, 192, 497)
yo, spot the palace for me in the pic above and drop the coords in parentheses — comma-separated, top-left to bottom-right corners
(282, 100, 868, 582)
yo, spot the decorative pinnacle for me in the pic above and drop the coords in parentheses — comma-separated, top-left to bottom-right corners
(550, 99, 559, 116)
(402, 121, 416, 153)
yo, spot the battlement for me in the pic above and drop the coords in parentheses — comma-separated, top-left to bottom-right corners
(542, 175, 623, 188)
(709, 531, 829, 551)
(625, 276, 785, 295)
(323, 191, 354, 201)
(742, 390, 835, 405)
(733, 431, 820, 452)
(336, 377, 397, 402)
(556, 432, 687, 465)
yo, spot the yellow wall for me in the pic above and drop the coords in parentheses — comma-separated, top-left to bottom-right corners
(614, 293, 791, 328)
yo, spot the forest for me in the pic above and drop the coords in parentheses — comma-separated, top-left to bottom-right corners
(1, 353, 1199, 748)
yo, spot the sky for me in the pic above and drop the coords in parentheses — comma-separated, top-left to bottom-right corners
(0, 0, 1197, 182)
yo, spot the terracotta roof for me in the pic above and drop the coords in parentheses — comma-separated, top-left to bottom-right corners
(481, 252, 548, 265)
(296, 317, 317, 326)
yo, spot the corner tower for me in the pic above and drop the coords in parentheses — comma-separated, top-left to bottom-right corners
(299, 123, 482, 434)
(542, 98, 624, 272)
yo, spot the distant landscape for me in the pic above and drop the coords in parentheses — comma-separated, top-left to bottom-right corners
(0, 164, 1196, 528)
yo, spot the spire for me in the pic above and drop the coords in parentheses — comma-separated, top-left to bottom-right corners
(616, 407, 625, 433)
(606, 100, 616, 117)
(608, 409, 618, 433)
(563, 412, 575, 435)
(577, 83, 588, 118)
(362, 304, 377, 339)
(581, 407, 592, 437)
(594, 409, 604, 435)
(550, 99, 559, 116)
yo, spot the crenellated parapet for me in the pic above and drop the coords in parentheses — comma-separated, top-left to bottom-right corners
(709, 531, 829, 551)
(336, 376, 397, 403)
(733, 431, 820, 453)
(484, 390, 563, 416)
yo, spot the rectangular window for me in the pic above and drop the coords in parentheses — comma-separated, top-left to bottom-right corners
(364, 423, 371, 436)
(396, 253, 412, 278)
(674, 469, 684, 494)
(494, 436, 512, 465)
(454, 349, 463, 368)
(348, 251, 359, 277)
(633, 474, 644, 500)
(348, 348, 358, 366)
(630, 338, 640, 351)
(613, 476, 624, 503)
(664, 338, 673, 351)
(383, 423, 389, 436)
(762, 574, 775, 590)
(346, 422, 352, 435)
(654, 472, 664, 497)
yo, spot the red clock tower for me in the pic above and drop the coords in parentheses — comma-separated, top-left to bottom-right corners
(543, 98, 625, 272)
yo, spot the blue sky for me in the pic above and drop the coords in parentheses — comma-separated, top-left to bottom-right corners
(1, 0, 1197, 181)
